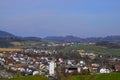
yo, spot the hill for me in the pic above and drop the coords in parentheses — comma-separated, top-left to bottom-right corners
(0, 30, 15, 37)
(1, 30, 120, 43)
(0, 30, 42, 47)
(44, 35, 84, 42)
(44, 35, 120, 43)
(0, 37, 42, 48)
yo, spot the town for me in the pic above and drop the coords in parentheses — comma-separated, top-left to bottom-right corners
(0, 42, 120, 80)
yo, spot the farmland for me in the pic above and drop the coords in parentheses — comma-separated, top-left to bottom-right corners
(0, 48, 22, 52)
(64, 44, 120, 56)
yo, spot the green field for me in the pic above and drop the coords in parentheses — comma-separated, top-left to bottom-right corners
(63, 72, 120, 80)
(64, 45, 120, 56)
(5, 75, 51, 80)
(5, 72, 120, 80)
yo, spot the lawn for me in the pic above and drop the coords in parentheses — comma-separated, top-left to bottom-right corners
(63, 72, 120, 80)
(5, 75, 51, 80)
(5, 72, 120, 80)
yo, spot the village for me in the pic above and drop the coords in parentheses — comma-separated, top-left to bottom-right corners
(0, 43, 120, 80)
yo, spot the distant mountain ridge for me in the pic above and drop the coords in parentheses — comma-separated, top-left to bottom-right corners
(0, 30, 120, 43)
(0, 30, 15, 37)
(0, 30, 42, 47)
(44, 35, 120, 42)
(0, 30, 41, 41)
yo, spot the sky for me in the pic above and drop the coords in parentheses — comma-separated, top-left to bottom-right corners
(0, 0, 120, 38)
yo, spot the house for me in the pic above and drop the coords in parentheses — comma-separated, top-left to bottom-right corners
(67, 60, 76, 66)
(65, 66, 90, 75)
(90, 63, 100, 74)
(65, 67, 78, 73)
(87, 53, 96, 59)
(77, 50, 85, 57)
(115, 64, 120, 71)
(100, 68, 110, 73)
(82, 66, 90, 75)
(80, 60, 85, 66)
(33, 71, 41, 75)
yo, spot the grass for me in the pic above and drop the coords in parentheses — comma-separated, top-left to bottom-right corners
(5, 72, 120, 80)
(63, 72, 120, 80)
(5, 75, 51, 80)
(64, 44, 120, 56)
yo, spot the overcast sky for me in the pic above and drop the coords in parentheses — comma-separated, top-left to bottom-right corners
(0, 0, 120, 38)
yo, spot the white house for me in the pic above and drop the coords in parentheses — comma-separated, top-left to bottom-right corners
(100, 68, 110, 73)
(33, 71, 40, 75)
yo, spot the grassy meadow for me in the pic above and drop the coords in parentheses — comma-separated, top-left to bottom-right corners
(4, 72, 120, 80)
(63, 72, 120, 80)
(64, 44, 120, 56)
